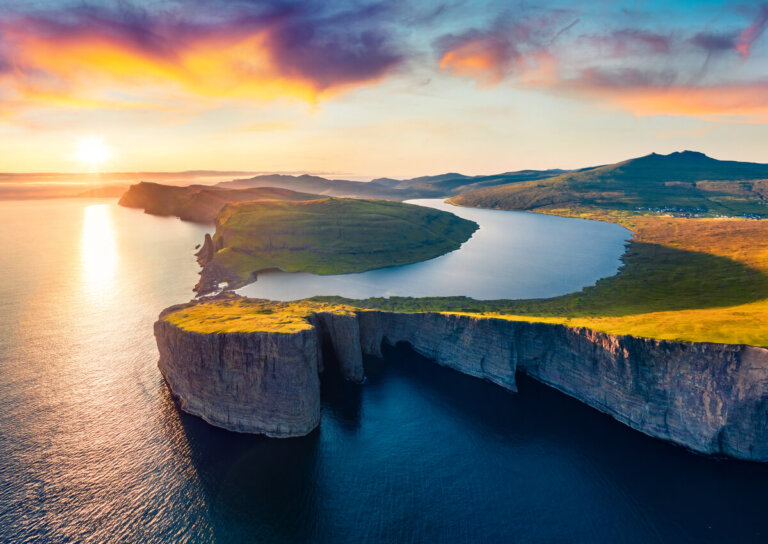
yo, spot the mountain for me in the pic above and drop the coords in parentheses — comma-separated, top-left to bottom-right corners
(215, 170, 568, 199)
(214, 174, 425, 200)
(450, 151, 768, 217)
(118, 169, 568, 221)
(401, 169, 569, 194)
(120, 151, 768, 222)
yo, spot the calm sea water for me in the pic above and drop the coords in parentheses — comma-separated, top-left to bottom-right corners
(238, 199, 631, 300)
(1, 198, 767, 543)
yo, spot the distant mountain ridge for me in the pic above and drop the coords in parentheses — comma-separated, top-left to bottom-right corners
(450, 151, 768, 217)
(117, 168, 572, 220)
(214, 173, 414, 199)
(214, 169, 570, 199)
(119, 150, 768, 221)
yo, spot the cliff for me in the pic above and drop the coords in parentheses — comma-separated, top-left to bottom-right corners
(155, 304, 321, 437)
(155, 299, 768, 460)
(195, 233, 216, 266)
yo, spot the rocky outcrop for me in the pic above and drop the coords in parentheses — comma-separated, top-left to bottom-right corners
(193, 234, 237, 295)
(313, 313, 364, 382)
(155, 307, 321, 437)
(357, 312, 518, 391)
(155, 303, 768, 460)
(195, 233, 216, 266)
(193, 259, 242, 296)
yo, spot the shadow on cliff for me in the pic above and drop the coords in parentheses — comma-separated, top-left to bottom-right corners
(166, 348, 365, 542)
(161, 343, 768, 542)
(319, 364, 364, 433)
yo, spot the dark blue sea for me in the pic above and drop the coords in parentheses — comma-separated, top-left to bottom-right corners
(1, 199, 766, 543)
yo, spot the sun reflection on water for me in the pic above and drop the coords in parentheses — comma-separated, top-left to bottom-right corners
(81, 204, 117, 292)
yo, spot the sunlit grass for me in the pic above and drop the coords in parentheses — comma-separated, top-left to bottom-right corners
(209, 197, 478, 288)
(165, 297, 353, 334)
(169, 208, 768, 348)
(316, 215, 768, 347)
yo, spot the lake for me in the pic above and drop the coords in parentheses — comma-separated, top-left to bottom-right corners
(237, 199, 631, 300)
(0, 198, 766, 543)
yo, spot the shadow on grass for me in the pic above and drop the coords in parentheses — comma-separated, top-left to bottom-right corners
(502, 242, 768, 317)
(317, 241, 768, 318)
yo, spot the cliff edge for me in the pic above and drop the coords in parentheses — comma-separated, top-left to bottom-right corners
(155, 297, 768, 460)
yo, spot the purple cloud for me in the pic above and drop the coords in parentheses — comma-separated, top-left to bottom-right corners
(1, 1, 405, 95)
(580, 29, 671, 57)
(736, 3, 768, 57)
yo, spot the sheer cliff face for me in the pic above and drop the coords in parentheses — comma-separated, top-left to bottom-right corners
(507, 325, 768, 460)
(357, 312, 518, 391)
(154, 319, 321, 437)
(155, 305, 768, 461)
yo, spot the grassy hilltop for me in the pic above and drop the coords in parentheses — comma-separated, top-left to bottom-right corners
(451, 151, 768, 218)
(170, 212, 768, 347)
(204, 197, 478, 289)
(171, 150, 768, 349)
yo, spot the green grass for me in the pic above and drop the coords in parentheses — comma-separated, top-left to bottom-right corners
(165, 297, 358, 334)
(169, 154, 768, 349)
(450, 151, 768, 218)
(171, 213, 768, 347)
(209, 197, 478, 287)
(317, 240, 767, 317)
(118, 182, 321, 223)
(313, 215, 768, 347)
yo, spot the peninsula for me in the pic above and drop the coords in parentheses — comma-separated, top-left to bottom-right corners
(194, 197, 478, 294)
(151, 151, 768, 462)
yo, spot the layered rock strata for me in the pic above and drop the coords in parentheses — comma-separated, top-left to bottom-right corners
(155, 304, 768, 460)
(155, 305, 321, 438)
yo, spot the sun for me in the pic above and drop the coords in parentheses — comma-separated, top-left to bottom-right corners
(76, 137, 112, 171)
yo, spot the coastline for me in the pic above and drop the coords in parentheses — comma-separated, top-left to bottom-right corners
(156, 296, 768, 461)
(158, 199, 768, 461)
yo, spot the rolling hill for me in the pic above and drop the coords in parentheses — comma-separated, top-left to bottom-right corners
(450, 151, 768, 217)
(118, 169, 570, 219)
(118, 182, 322, 223)
(196, 198, 478, 293)
(214, 169, 568, 199)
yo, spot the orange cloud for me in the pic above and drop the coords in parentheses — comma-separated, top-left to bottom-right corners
(606, 83, 768, 121)
(562, 68, 768, 120)
(439, 39, 509, 85)
(0, 4, 403, 113)
(736, 4, 768, 58)
(435, 10, 768, 121)
(8, 30, 316, 105)
(440, 41, 559, 87)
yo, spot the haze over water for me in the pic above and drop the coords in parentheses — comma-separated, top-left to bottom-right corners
(1, 199, 767, 542)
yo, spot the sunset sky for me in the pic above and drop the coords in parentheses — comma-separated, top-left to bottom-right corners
(0, 0, 767, 178)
